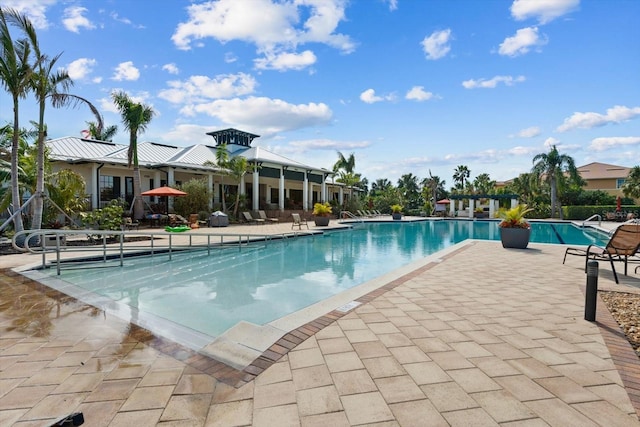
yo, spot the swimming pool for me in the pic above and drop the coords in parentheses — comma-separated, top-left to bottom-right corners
(33, 220, 608, 347)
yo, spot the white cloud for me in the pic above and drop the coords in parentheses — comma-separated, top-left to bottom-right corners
(511, 0, 580, 24)
(224, 52, 238, 63)
(498, 27, 547, 57)
(386, 0, 398, 11)
(462, 75, 525, 89)
(62, 6, 95, 33)
(359, 89, 395, 104)
(100, 91, 154, 114)
(66, 58, 97, 81)
(172, 0, 355, 56)
(543, 137, 560, 148)
(589, 136, 640, 151)
(158, 73, 257, 104)
(511, 126, 541, 138)
(161, 124, 213, 145)
(254, 50, 317, 71)
(162, 63, 180, 74)
(180, 96, 332, 136)
(112, 61, 140, 81)
(507, 146, 538, 156)
(1, 0, 56, 29)
(557, 106, 640, 132)
(421, 29, 452, 60)
(405, 86, 435, 101)
(288, 139, 371, 151)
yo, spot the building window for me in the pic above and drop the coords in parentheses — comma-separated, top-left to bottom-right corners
(616, 178, 626, 188)
(100, 176, 121, 202)
(270, 188, 279, 203)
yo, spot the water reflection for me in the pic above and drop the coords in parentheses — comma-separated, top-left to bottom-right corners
(41, 221, 609, 337)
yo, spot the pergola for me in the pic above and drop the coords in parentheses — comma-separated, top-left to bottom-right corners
(447, 194, 520, 218)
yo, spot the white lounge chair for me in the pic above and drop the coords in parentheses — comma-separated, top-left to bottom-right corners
(291, 213, 309, 230)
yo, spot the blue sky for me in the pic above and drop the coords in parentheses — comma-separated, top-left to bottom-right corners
(1, 0, 639, 187)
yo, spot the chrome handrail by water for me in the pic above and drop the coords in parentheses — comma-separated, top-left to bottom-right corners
(582, 214, 601, 227)
(12, 228, 315, 275)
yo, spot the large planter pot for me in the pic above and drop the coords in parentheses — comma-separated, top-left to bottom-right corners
(314, 216, 331, 226)
(392, 213, 402, 220)
(499, 227, 530, 249)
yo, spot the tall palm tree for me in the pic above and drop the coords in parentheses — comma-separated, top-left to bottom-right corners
(532, 145, 579, 219)
(397, 173, 420, 210)
(111, 91, 155, 219)
(50, 92, 117, 141)
(226, 156, 253, 218)
(473, 173, 495, 195)
(452, 165, 470, 191)
(423, 170, 445, 206)
(0, 7, 34, 234)
(333, 151, 357, 204)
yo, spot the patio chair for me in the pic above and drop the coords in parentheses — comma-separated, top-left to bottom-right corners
(563, 222, 640, 283)
(291, 213, 309, 230)
(242, 211, 265, 225)
(258, 210, 279, 222)
(168, 214, 189, 227)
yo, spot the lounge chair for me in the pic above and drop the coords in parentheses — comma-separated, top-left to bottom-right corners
(242, 211, 265, 225)
(563, 222, 640, 283)
(258, 210, 279, 222)
(168, 214, 189, 227)
(291, 213, 309, 230)
(356, 210, 368, 218)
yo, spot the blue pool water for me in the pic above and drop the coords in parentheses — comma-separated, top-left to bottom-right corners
(40, 220, 608, 339)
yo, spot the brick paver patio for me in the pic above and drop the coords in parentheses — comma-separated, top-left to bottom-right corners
(1, 222, 639, 426)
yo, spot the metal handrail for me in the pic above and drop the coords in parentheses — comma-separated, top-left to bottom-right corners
(582, 214, 601, 227)
(12, 228, 314, 275)
(339, 210, 365, 224)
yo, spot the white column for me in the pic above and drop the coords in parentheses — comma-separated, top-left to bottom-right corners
(208, 174, 214, 209)
(489, 198, 495, 218)
(339, 187, 344, 206)
(303, 172, 309, 211)
(279, 169, 285, 211)
(449, 200, 455, 217)
(240, 176, 246, 195)
(469, 199, 475, 218)
(167, 168, 175, 212)
(322, 178, 327, 203)
(91, 164, 99, 209)
(252, 167, 259, 211)
(511, 198, 517, 209)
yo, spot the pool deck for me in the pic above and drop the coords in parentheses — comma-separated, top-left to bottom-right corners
(1, 219, 639, 426)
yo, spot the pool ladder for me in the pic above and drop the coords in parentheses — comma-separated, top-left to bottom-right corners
(581, 214, 601, 227)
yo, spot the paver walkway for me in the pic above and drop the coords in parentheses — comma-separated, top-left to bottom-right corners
(0, 223, 639, 426)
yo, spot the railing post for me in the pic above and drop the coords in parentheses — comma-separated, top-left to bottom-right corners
(585, 261, 598, 321)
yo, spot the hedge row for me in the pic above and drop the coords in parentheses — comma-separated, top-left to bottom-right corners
(562, 205, 640, 220)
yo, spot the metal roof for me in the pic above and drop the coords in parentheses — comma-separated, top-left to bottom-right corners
(46, 137, 329, 174)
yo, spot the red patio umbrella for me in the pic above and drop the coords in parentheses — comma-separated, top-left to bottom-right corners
(436, 199, 450, 204)
(616, 196, 622, 212)
(141, 186, 187, 197)
(141, 186, 187, 216)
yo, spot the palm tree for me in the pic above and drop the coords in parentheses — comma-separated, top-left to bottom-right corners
(453, 165, 470, 191)
(397, 173, 420, 210)
(111, 91, 155, 220)
(85, 120, 118, 141)
(226, 156, 253, 218)
(473, 173, 495, 195)
(370, 178, 391, 197)
(424, 170, 445, 207)
(532, 145, 580, 219)
(622, 165, 640, 200)
(0, 7, 34, 234)
(333, 151, 357, 204)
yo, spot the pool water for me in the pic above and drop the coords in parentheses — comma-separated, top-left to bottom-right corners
(39, 221, 608, 340)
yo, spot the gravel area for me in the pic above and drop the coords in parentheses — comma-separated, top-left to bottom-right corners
(601, 290, 640, 358)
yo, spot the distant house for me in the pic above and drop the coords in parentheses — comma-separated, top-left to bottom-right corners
(576, 162, 631, 199)
(46, 128, 350, 213)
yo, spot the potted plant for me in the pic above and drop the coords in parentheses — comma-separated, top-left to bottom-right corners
(498, 204, 534, 249)
(312, 202, 332, 226)
(391, 204, 403, 220)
